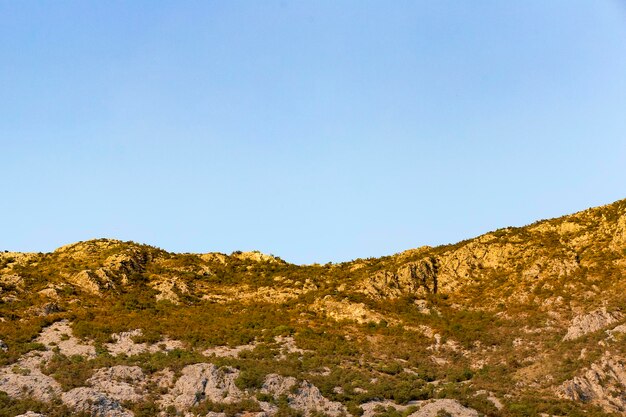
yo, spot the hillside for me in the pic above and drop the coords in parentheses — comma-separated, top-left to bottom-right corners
(2, 199, 626, 417)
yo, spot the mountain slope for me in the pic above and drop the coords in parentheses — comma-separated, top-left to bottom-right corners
(1, 199, 626, 417)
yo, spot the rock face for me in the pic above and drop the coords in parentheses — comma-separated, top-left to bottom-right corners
(563, 308, 623, 341)
(0, 351, 62, 401)
(88, 365, 146, 402)
(363, 258, 438, 299)
(311, 296, 389, 324)
(557, 353, 626, 413)
(408, 399, 480, 417)
(35, 320, 96, 358)
(61, 387, 133, 417)
(160, 363, 243, 411)
(261, 374, 346, 417)
(104, 328, 183, 356)
(151, 276, 190, 304)
(69, 269, 115, 294)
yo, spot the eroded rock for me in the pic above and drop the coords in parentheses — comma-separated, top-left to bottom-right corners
(35, 320, 96, 358)
(261, 374, 346, 416)
(159, 363, 243, 411)
(62, 387, 133, 417)
(0, 352, 61, 401)
(557, 353, 626, 412)
(105, 328, 183, 356)
(408, 399, 480, 417)
(88, 365, 146, 402)
(363, 258, 438, 299)
(563, 308, 623, 341)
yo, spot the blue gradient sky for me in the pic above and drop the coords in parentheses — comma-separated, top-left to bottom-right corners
(1, 1, 626, 263)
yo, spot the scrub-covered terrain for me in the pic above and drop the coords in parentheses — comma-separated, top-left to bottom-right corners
(2, 199, 626, 417)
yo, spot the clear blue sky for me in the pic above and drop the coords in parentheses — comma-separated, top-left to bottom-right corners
(1, 1, 626, 264)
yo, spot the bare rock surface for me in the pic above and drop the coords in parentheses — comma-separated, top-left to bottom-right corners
(0, 351, 61, 401)
(68, 269, 112, 294)
(15, 412, 47, 417)
(88, 365, 146, 402)
(312, 296, 389, 325)
(35, 319, 96, 358)
(360, 400, 413, 417)
(62, 387, 133, 417)
(160, 363, 243, 411)
(557, 352, 626, 413)
(261, 374, 346, 416)
(408, 399, 479, 417)
(363, 258, 438, 299)
(274, 335, 308, 359)
(563, 308, 623, 341)
(203, 342, 257, 358)
(0, 273, 24, 288)
(105, 328, 183, 356)
(361, 399, 479, 417)
(152, 276, 189, 304)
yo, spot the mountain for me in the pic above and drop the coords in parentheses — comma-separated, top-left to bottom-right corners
(1, 198, 626, 417)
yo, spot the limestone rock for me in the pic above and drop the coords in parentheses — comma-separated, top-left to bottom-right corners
(312, 296, 390, 325)
(261, 374, 346, 416)
(38, 287, 59, 299)
(557, 353, 626, 413)
(69, 270, 110, 294)
(61, 387, 133, 417)
(104, 328, 183, 356)
(0, 352, 61, 401)
(0, 273, 24, 288)
(231, 251, 280, 263)
(88, 365, 146, 402)
(203, 342, 257, 358)
(407, 399, 480, 417)
(35, 320, 96, 358)
(363, 258, 438, 299)
(563, 308, 623, 341)
(160, 363, 243, 411)
(151, 276, 188, 304)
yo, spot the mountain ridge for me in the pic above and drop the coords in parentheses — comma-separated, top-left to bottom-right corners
(1, 198, 626, 417)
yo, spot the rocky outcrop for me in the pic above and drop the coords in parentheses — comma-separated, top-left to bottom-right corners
(311, 296, 390, 324)
(56, 239, 163, 292)
(159, 363, 243, 411)
(557, 353, 626, 412)
(203, 342, 257, 358)
(35, 320, 96, 358)
(0, 273, 24, 288)
(359, 399, 479, 417)
(104, 328, 183, 356)
(407, 399, 480, 417)
(88, 365, 146, 402)
(151, 276, 189, 304)
(261, 374, 346, 416)
(15, 412, 47, 417)
(230, 251, 282, 263)
(0, 352, 61, 401)
(563, 308, 623, 341)
(363, 258, 438, 299)
(69, 269, 114, 294)
(61, 387, 133, 417)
